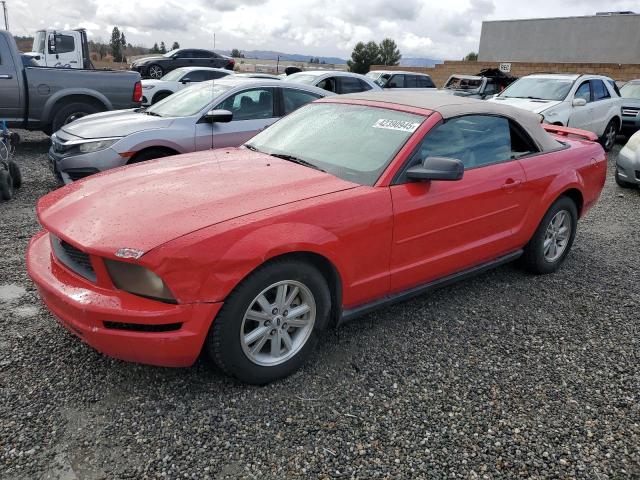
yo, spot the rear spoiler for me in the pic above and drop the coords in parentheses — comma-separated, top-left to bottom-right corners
(543, 124, 598, 142)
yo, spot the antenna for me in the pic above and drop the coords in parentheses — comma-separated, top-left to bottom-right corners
(1, 1, 9, 31)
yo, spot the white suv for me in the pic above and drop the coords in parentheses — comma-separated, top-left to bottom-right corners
(489, 74, 622, 151)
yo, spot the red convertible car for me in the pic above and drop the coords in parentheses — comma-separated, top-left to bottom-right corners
(27, 92, 606, 384)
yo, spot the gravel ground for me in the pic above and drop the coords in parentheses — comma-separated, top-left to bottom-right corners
(0, 130, 639, 480)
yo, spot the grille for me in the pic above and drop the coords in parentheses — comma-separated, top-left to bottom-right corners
(51, 235, 96, 282)
(622, 107, 640, 116)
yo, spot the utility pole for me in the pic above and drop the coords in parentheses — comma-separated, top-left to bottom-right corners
(1, 1, 9, 31)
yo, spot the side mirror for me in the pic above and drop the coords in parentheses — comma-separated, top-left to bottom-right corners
(572, 98, 587, 107)
(203, 109, 233, 123)
(406, 156, 464, 182)
(180, 77, 192, 84)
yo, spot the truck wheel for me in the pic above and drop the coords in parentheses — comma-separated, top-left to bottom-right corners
(521, 196, 577, 275)
(0, 170, 14, 201)
(8, 161, 22, 189)
(148, 64, 164, 79)
(51, 103, 101, 134)
(599, 119, 618, 152)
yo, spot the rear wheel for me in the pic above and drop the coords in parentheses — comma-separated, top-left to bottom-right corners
(521, 196, 577, 274)
(0, 170, 14, 200)
(205, 259, 331, 384)
(148, 64, 164, 79)
(51, 103, 101, 134)
(600, 119, 618, 152)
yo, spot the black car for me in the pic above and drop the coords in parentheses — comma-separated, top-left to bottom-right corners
(131, 49, 235, 79)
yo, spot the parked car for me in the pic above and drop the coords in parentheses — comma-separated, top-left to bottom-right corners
(284, 70, 381, 94)
(131, 49, 235, 79)
(619, 80, 640, 136)
(141, 67, 234, 105)
(48, 78, 332, 183)
(0, 30, 142, 135)
(442, 68, 517, 99)
(235, 73, 281, 80)
(489, 74, 622, 151)
(615, 130, 640, 188)
(366, 70, 436, 89)
(28, 92, 606, 384)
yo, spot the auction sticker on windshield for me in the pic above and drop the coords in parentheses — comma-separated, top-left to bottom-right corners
(373, 119, 421, 133)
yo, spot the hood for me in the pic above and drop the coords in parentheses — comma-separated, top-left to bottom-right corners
(60, 110, 174, 139)
(134, 56, 165, 65)
(489, 96, 562, 114)
(37, 148, 359, 254)
(441, 89, 481, 98)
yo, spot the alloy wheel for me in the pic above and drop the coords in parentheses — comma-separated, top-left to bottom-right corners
(149, 66, 163, 79)
(240, 280, 316, 366)
(604, 123, 617, 150)
(543, 210, 572, 262)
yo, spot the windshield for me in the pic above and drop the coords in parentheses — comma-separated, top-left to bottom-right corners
(283, 74, 318, 85)
(163, 49, 180, 58)
(366, 71, 382, 80)
(246, 103, 424, 186)
(374, 74, 391, 87)
(621, 83, 640, 99)
(160, 68, 189, 81)
(500, 77, 573, 101)
(445, 76, 482, 90)
(146, 82, 232, 117)
(34, 31, 46, 53)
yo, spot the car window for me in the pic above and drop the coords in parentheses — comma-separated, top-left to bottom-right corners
(206, 70, 230, 80)
(408, 115, 538, 171)
(339, 76, 366, 94)
(316, 77, 337, 93)
(147, 82, 232, 117)
(282, 88, 322, 114)
(501, 78, 573, 101)
(358, 79, 373, 91)
(484, 82, 498, 95)
(218, 88, 275, 120)
(53, 34, 75, 54)
(192, 50, 212, 59)
(183, 70, 206, 82)
(405, 75, 418, 88)
(387, 75, 404, 88)
(620, 82, 640, 99)
(607, 80, 622, 97)
(418, 76, 435, 88)
(575, 82, 592, 103)
(591, 80, 611, 101)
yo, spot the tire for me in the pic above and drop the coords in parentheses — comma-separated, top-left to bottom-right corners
(599, 119, 618, 152)
(0, 170, 14, 201)
(51, 102, 101, 134)
(151, 91, 171, 104)
(128, 148, 174, 164)
(8, 161, 22, 189)
(148, 64, 164, 79)
(205, 259, 331, 384)
(615, 170, 635, 189)
(521, 196, 578, 275)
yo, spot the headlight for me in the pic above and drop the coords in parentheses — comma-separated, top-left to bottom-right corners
(624, 132, 640, 152)
(78, 139, 119, 154)
(142, 85, 155, 90)
(105, 259, 176, 303)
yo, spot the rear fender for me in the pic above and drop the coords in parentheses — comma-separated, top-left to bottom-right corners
(41, 89, 112, 124)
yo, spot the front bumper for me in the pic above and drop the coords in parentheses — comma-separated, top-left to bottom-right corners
(27, 231, 222, 367)
(616, 146, 640, 185)
(622, 114, 640, 134)
(48, 146, 126, 184)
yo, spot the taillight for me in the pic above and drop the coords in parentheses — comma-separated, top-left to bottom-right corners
(133, 81, 142, 103)
(229, 58, 235, 65)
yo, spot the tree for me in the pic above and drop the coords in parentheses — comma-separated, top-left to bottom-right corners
(159, 41, 166, 54)
(110, 27, 123, 62)
(378, 38, 401, 66)
(347, 41, 380, 74)
(98, 44, 107, 60)
(120, 32, 127, 62)
(231, 48, 243, 58)
(151, 42, 159, 54)
(464, 52, 478, 61)
(172, 41, 180, 50)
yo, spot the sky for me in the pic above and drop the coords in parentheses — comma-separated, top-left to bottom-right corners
(6, 0, 640, 59)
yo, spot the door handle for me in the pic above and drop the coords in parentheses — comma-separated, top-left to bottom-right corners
(501, 179, 522, 190)
(0, 74, 12, 79)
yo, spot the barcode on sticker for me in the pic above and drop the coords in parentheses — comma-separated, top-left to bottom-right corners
(372, 119, 420, 133)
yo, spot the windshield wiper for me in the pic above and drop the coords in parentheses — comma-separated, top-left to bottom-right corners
(144, 110, 162, 117)
(244, 144, 260, 152)
(268, 153, 325, 172)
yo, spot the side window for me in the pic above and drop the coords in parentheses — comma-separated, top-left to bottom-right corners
(184, 70, 206, 82)
(387, 74, 404, 88)
(574, 82, 592, 102)
(54, 35, 75, 54)
(206, 71, 229, 80)
(339, 76, 366, 94)
(316, 77, 337, 93)
(192, 50, 211, 59)
(405, 75, 418, 88)
(407, 115, 537, 172)
(607, 79, 621, 96)
(217, 88, 275, 120)
(282, 88, 322, 114)
(483, 82, 498, 95)
(591, 80, 611, 101)
(358, 79, 373, 91)
(417, 76, 435, 88)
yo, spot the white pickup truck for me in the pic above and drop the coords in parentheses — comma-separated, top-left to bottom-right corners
(489, 74, 622, 151)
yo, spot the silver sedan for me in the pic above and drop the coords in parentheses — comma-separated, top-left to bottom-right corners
(48, 78, 333, 184)
(283, 70, 382, 94)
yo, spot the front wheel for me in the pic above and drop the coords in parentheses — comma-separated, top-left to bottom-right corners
(206, 259, 331, 384)
(600, 119, 618, 152)
(521, 196, 578, 274)
(148, 64, 164, 79)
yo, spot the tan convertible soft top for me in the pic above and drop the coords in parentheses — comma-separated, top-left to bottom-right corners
(340, 91, 561, 152)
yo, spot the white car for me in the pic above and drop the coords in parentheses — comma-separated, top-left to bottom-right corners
(366, 70, 436, 89)
(489, 74, 622, 151)
(283, 70, 381, 94)
(141, 67, 234, 105)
